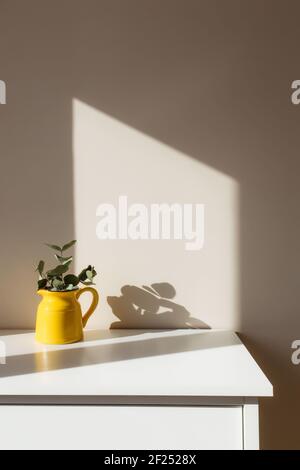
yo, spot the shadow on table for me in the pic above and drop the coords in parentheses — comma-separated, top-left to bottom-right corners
(0, 330, 240, 378)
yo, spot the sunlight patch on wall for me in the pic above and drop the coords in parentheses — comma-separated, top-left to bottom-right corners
(73, 99, 239, 329)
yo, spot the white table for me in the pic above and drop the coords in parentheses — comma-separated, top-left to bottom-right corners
(0, 329, 272, 450)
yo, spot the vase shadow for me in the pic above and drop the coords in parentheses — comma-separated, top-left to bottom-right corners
(108, 283, 210, 329)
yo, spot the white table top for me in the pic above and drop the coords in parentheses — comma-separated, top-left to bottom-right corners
(0, 329, 272, 402)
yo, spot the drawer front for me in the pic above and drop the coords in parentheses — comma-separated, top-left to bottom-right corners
(0, 405, 243, 450)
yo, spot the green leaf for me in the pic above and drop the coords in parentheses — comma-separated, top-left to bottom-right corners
(37, 279, 48, 290)
(47, 263, 70, 277)
(52, 278, 64, 289)
(55, 254, 73, 265)
(66, 284, 74, 290)
(62, 240, 76, 252)
(35, 260, 45, 276)
(64, 274, 79, 286)
(45, 243, 62, 252)
(78, 268, 88, 282)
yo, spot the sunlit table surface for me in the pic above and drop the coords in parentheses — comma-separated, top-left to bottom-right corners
(0, 329, 273, 402)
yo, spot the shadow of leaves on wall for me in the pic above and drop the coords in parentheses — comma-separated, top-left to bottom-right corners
(108, 282, 210, 329)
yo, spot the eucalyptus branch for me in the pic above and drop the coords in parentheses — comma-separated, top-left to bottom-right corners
(36, 240, 97, 291)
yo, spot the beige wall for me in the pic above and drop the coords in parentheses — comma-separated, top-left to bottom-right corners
(0, 0, 300, 449)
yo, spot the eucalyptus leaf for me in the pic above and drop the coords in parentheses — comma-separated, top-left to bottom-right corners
(45, 243, 62, 252)
(47, 263, 70, 277)
(66, 284, 74, 290)
(78, 268, 87, 282)
(62, 240, 76, 252)
(35, 260, 45, 276)
(55, 254, 73, 265)
(38, 279, 47, 290)
(52, 278, 64, 288)
(64, 274, 79, 286)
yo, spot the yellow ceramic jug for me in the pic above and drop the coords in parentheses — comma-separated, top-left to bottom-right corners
(35, 287, 99, 344)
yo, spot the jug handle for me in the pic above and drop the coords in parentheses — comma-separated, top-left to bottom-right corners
(76, 287, 99, 327)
